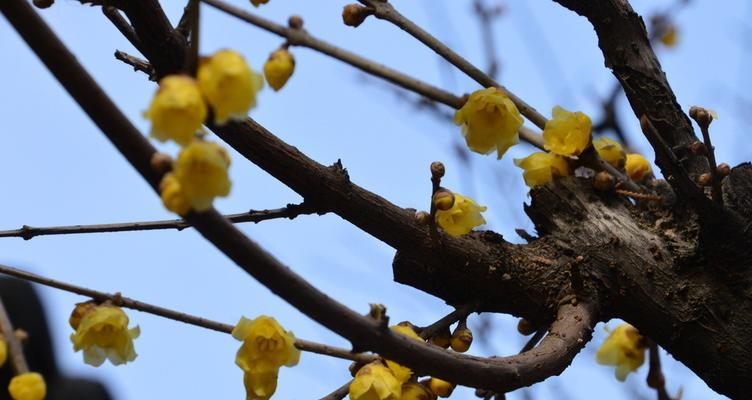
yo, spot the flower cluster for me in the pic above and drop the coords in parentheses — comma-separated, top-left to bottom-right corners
(596, 323, 647, 381)
(454, 87, 523, 160)
(69, 302, 140, 367)
(232, 316, 301, 399)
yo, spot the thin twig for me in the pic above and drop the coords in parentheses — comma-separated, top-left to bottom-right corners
(114, 50, 156, 81)
(199, 0, 546, 149)
(0, 297, 29, 374)
(0, 202, 321, 239)
(319, 380, 352, 400)
(417, 303, 477, 340)
(0, 263, 375, 363)
(698, 121, 722, 204)
(186, 0, 199, 75)
(647, 340, 671, 400)
(358, 0, 548, 130)
(102, 5, 140, 48)
(473, 0, 504, 79)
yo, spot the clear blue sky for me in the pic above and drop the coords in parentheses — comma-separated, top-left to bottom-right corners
(1, 0, 748, 398)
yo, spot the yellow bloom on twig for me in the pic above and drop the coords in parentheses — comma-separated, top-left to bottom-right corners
(198, 50, 264, 125)
(145, 75, 207, 146)
(349, 361, 402, 400)
(173, 141, 232, 212)
(69, 303, 140, 367)
(596, 323, 646, 381)
(232, 316, 300, 399)
(543, 106, 592, 157)
(8, 372, 46, 400)
(435, 193, 487, 237)
(514, 152, 570, 188)
(593, 137, 626, 169)
(453, 87, 523, 159)
(625, 153, 652, 182)
(426, 377, 454, 398)
(385, 325, 422, 383)
(264, 49, 295, 91)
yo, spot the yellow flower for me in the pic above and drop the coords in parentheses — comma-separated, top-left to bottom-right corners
(426, 378, 454, 398)
(349, 362, 402, 400)
(625, 153, 652, 182)
(385, 325, 422, 383)
(145, 75, 207, 146)
(596, 323, 646, 381)
(400, 382, 436, 400)
(435, 193, 487, 237)
(514, 152, 570, 188)
(660, 25, 678, 48)
(0, 338, 7, 368)
(263, 49, 295, 91)
(173, 141, 232, 212)
(593, 137, 626, 169)
(70, 304, 140, 367)
(251, 0, 269, 6)
(198, 49, 264, 125)
(8, 373, 46, 400)
(543, 106, 592, 157)
(159, 173, 191, 215)
(453, 87, 523, 159)
(232, 316, 300, 399)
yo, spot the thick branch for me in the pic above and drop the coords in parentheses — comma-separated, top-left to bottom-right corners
(0, 203, 322, 240)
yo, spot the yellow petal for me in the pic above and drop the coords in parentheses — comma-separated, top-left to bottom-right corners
(514, 152, 570, 188)
(435, 193, 487, 237)
(263, 49, 295, 91)
(625, 153, 652, 181)
(454, 87, 523, 159)
(198, 49, 263, 125)
(8, 372, 46, 400)
(145, 75, 207, 146)
(542, 106, 592, 157)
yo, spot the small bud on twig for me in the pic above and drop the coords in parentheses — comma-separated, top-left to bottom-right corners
(717, 163, 731, 177)
(517, 318, 536, 336)
(432, 189, 455, 211)
(414, 211, 431, 225)
(689, 106, 713, 129)
(342, 4, 373, 27)
(593, 171, 615, 192)
(287, 15, 304, 29)
(150, 152, 173, 175)
(430, 161, 445, 179)
(697, 173, 712, 187)
(690, 141, 707, 156)
(450, 320, 473, 352)
(33, 0, 54, 9)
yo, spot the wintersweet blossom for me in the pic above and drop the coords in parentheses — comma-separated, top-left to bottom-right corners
(514, 152, 570, 188)
(159, 173, 191, 216)
(385, 325, 422, 383)
(542, 106, 592, 157)
(434, 193, 487, 237)
(593, 136, 626, 169)
(453, 87, 523, 159)
(426, 377, 454, 398)
(198, 49, 264, 124)
(263, 49, 295, 91)
(69, 303, 140, 367)
(596, 323, 646, 381)
(400, 382, 437, 400)
(232, 316, 300, 399)
(625, 153, 652, 182)
(8, 373, 46, 400)
(173, 141, 232, 212)
(145, 75, 207, 146)
(349, 361, 402, 400)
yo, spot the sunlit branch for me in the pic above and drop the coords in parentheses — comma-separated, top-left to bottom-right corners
(0, 263, 374, 363)
(0, 202, 322, 240)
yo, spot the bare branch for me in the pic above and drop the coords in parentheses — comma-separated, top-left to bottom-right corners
(647, 340, 671, 400)
(114, 50, 156, 81)
(319, 381, 351, 400)
(0, 263, 375, 363)
(0, 296, 29, 374)
(102, 5, 140, 48)
(0, 202, 322, 240)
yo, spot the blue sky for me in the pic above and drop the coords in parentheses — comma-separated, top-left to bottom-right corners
(1, 0, 748, 398)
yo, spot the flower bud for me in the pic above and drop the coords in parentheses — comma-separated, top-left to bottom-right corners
(690, 141, 707, 156)
(592, 171, 615, 192)
(697, 172, 712, 187)
(150, 152, 173, 175)
(432, 190, 455, 211)
(415, 211, 431, 225)
(717, 163, 731, 177)
(342, 4, 372, 27)
(288, 15, 304, 29)
(430, 161, 445, 179)
(430, 327, 451, 348)
(450, 322, 473, 353)
(689, 106, 713, 128)
(427, 377, 455, 398)
(517, 318, 537, 336)
(402, 382, 438, 400)
(33, 0, 54, 8)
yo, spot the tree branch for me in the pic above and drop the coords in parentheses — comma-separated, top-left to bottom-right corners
(2, 1, 597, 391)
(0, 202, 322, 240)
(0, 296, 29, 374)
(0, 263, 374, 363)
(114, 50, 156, 81)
